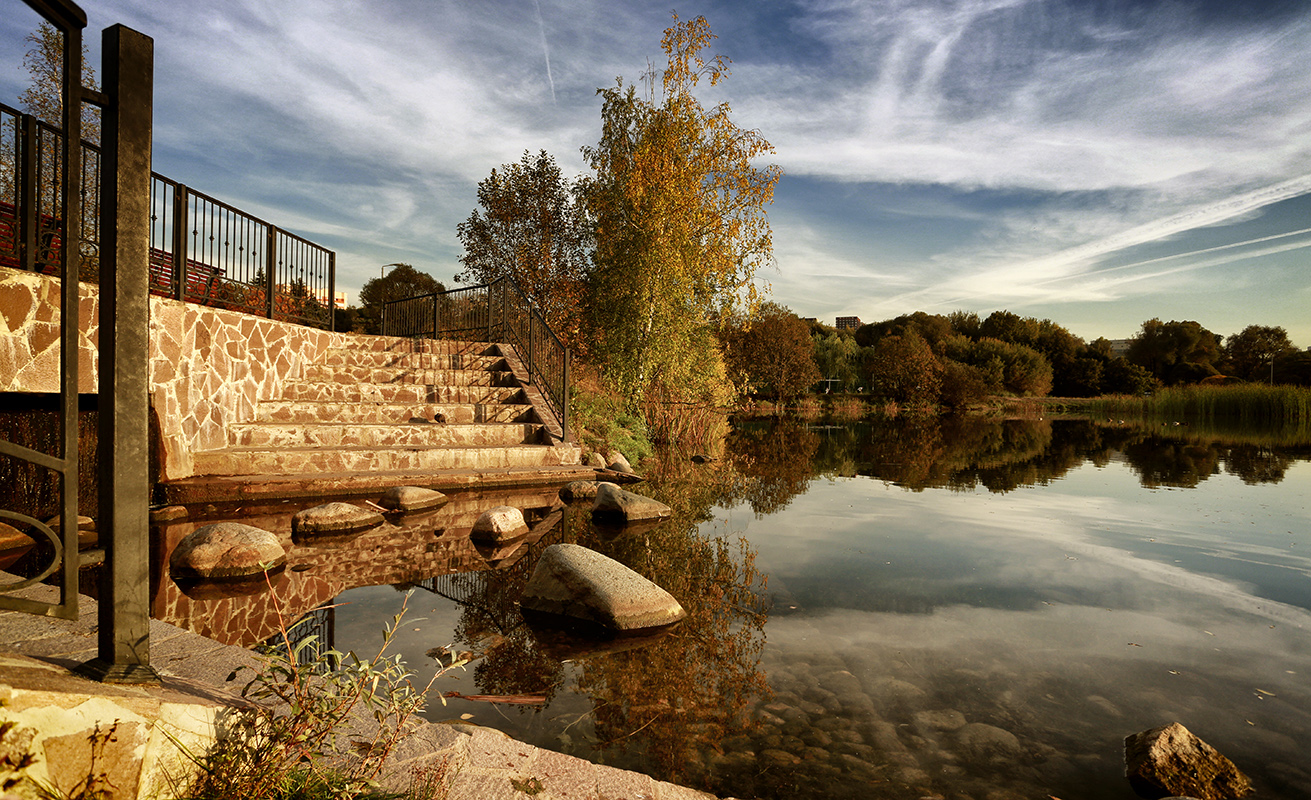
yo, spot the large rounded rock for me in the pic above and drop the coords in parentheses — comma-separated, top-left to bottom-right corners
(170, 522, 285, 580)
(0, 522, 34, 551)
(292, 502, 384, 535)
(519, 543, 686, 631)
(1125, 722, 1252, 800)
(379, 486, 448, 513)
(591, 483, 671, 524)
(471, 506, 529, 544)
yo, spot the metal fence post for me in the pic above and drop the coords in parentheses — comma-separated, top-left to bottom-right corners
(265, 225, 277, 319)
(170, 183, 187, 299)
(327, 250, 336, 332)
(76, 23, 160, 684)
(18, 114, 36, 271)
(562, 348, 570, 442)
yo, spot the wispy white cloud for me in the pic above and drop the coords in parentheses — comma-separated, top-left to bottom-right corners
(3, 0, 1308, 335)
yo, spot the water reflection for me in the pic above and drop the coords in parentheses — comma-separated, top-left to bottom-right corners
(168, 416, 1311, 799)
(792, 416, 1311, 492)
(408, 457, 772, 788)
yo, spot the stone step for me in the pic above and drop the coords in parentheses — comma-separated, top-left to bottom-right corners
(300, 364, 514, 385)
(340, 336, 495, 356)
(226, 421, 545, 448)
(278, 382, 524, 404)
(193, 443, 581, 477)
(253, 400, 536, 425)
(316, 349, 505, 371)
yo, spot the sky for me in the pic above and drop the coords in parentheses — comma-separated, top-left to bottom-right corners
(2, 0, 1309, 345)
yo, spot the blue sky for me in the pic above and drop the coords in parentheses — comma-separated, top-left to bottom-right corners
(3, 0, 1309, 344)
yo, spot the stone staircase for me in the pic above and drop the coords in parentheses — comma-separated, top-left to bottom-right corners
(190, 336, 580, 478)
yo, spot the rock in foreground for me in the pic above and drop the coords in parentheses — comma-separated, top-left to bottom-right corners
(520, 543, 686, 631)
(170, 522, 285, 580)
(591, 483, 671, 524)
(1125, 722, 1251, 800)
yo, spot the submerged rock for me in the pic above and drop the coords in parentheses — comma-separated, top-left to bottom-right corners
(1125, 722, 1252, 800)
(955, 722, 1023, 764)
(379, 485, 448, 513)
(471, 505, 529, 544)
(170, 522, 285, 580)
(519, 543, 686, 631)
(292, 502, 384, 535)
(591, 483, 671, 524)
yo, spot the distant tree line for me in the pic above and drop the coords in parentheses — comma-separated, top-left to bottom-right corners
(806, 310, 1308, 409)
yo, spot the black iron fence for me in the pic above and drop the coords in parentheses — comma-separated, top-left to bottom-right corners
(1, 100, 336, 330)
(383, 277, 571, 440)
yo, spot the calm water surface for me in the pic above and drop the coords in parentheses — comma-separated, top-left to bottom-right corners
(305, 419, 1311, 798)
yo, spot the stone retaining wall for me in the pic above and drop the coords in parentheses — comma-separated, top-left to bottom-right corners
(0, 265, 363, 480)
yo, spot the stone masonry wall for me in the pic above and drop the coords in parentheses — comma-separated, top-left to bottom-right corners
(0, 265, 362, 480)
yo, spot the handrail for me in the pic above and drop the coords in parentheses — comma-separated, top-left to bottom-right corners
(1, 100, 336, 330)
(382, 276, 571, 442)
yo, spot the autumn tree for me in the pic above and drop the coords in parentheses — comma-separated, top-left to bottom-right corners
(1127, 318, 1223, 385)
(19, 21, 101, 141)
(9, 22, 102, 279)
(854, 311, 954, 351)
(456, 150, 590, 347)
(862, 331, 944, 406)
(943, 336, 1053, 396)
(719, 302, 820, 400)
(355, 263, 446, 334)
(581, 13, 781, 419)
(1224, 325, 1297, 382)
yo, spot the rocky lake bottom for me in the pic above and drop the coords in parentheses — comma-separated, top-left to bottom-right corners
(148, 416, 1311, 799)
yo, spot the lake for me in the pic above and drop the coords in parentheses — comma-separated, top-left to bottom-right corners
(166, 416, 1311, 799)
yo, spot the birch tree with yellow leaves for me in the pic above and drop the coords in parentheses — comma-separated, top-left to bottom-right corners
(581, 13, 781, 433)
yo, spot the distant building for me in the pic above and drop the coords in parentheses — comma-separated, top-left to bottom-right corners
(835, 316, 862, 331)
(1106, 338, 1132, 357)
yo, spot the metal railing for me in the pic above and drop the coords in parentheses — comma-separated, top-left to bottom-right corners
(1, 100, 336, 330)
(382, 277, 571, 441)
(0, 0, 95, 635)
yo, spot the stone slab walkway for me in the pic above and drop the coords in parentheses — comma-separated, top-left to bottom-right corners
(160, 464, 597, 505)
(0, 578, 720, 800)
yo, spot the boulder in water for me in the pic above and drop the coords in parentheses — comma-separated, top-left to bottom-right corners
(519, 543, 686, 632)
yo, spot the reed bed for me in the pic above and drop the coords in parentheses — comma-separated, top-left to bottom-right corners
(1083, 384, 1311, 433)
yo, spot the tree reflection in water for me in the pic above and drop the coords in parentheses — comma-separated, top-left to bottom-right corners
(793, 415, 1304, 491)
(430, 414, 1308, 794)
(438, 452, 772, 788)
